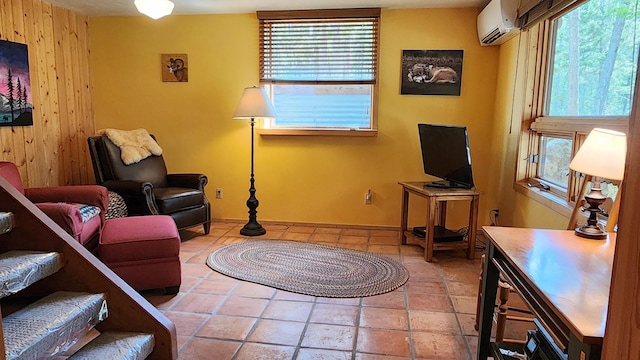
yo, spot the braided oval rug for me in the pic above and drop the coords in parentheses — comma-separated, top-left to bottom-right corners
(206, 240, 409, 298)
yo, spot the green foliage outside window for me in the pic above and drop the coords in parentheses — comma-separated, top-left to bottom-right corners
(548, 0, 639, 116)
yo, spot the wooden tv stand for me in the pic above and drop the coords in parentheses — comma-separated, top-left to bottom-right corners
(399, 181, 479, 262)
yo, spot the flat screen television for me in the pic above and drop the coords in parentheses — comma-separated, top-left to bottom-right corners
(418, 123, 474, 189)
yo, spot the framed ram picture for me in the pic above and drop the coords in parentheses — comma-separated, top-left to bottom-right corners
(401, 50, 463, 96)
(161, 53, 188, 82)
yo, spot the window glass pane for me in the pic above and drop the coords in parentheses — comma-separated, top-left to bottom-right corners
(538, 136, 572, 188)
(271, 84, 371, 128)
(547, 0, 639, 116)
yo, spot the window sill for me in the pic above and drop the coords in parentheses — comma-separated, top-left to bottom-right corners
(513, 181, 573, 219)
(258, 128, 378, 137)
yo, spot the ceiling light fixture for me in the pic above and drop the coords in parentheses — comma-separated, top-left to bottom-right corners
(134, 0, 175, 20)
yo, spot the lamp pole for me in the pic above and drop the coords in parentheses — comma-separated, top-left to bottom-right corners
(240, 117, 266, 236)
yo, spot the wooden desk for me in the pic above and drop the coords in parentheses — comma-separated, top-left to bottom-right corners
(478, 227, 615, 360)
(399, 181, 479, 262)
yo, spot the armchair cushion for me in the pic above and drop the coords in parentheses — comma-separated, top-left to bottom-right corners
(154, 188, 205, 214)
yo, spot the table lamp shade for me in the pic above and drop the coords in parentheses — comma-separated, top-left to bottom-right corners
(233, 86, 276, 119)
(569, 128, 627, 181)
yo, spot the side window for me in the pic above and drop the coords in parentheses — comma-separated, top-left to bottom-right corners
(518, 0, 636, 206)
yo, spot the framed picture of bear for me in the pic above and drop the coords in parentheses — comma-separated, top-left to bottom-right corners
(400, 50, 463, 96)
(161, 53, 188, 82)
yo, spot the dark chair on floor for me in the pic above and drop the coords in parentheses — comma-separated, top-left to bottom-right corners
(87, 134, 211, 235)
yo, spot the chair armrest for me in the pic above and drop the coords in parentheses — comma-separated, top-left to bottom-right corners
(166, 174, 208, 190)
(35, 202, 82, 239)
(26, 185, 109, 213)
(102, 180, 159, 215)
(102, 180, 153, 196)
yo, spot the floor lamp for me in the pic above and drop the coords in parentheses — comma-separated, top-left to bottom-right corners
(233, 86, 276, 236)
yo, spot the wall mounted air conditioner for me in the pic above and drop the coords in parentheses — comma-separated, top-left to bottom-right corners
(477, 0, 519, 46)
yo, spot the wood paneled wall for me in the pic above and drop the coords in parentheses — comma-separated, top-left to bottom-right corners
(601, 50, 640, 359)
(0, 0, 94, 187)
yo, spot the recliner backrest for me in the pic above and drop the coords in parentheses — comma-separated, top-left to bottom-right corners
(89, 135, 169, 188)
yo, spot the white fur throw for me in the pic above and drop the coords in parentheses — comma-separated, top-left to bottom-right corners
(97, 128, 163, 165)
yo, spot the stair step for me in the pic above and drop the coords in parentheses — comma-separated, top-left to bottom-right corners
(0, 250, 62, 299)
(4, 291, 108, 360)
(0, 212, 14, 235)
(68, 331, 154, 360)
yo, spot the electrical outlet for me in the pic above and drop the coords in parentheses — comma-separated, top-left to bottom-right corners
(215, 188, 223, 199)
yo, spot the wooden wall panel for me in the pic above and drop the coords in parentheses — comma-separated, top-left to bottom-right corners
(601, 46, 640, 359)
(0, 0, 94, 187)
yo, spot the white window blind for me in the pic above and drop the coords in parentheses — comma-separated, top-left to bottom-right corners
(256, 9, 380, 131)
(258, 9, 380, 84)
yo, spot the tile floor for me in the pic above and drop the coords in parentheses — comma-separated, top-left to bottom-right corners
(142, 221, 519, 360)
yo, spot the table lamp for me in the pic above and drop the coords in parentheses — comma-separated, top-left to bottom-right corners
(233, 86, 276, 236)
(568, 128, 627, 239)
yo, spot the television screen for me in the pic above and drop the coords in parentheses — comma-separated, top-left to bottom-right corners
(418, 123, 474, 189)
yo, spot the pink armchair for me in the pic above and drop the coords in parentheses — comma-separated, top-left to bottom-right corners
(0, 161, 109, 252)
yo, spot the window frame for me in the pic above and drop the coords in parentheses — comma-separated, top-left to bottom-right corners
(256, 9, 380, 137)
(515, 7, 630, 217)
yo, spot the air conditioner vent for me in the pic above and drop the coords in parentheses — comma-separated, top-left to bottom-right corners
(481, 27, 506, 45)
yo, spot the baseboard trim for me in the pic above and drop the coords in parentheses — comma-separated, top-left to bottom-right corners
(211, 218, 399, 232)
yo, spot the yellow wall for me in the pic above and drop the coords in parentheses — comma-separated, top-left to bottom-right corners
(90, 9, 502, 227)
(492, 35, 569, 229)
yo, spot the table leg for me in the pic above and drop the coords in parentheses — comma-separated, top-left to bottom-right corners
(477, 242, 499, 359)
(400, 188, 409, 245)
(425, 197, 437, 262)
(467, 195, 479, 260)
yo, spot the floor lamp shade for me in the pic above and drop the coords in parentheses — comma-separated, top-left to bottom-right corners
(233, 87, 276, 120)
(134, 0, 175, 19)
(569, 128, 627, 239)
(233, 86, 276, 237)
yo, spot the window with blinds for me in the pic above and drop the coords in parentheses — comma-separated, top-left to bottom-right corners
(257, 9, 380, 134)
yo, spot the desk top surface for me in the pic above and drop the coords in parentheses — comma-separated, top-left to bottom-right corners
(399, 181, 480, 196)
(483, 226, 615, 342)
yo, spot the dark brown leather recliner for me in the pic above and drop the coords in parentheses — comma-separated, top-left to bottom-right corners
(87, 134, 211, 235)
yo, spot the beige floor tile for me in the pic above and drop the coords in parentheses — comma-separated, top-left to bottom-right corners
(190, 278, 238, 295)
(301, 324, 356, 351)
(361, 290, 406, 309)
(297, 348, 352, 360)
(234, 343, 296, 360)
(216, 296, 269, 317)
(196, 314, 257, 340)
(356, 328, 411, 357)
(309, 303, 359, 326)
(231, 282, 277, 299)
(247, 318, 306, 346)
(262, 300, 314, 322)
(171, 293, 226, 314)
(411, 332, 469, 359)
(178, 338, 241, 360)
(359, 307, 408, 330)
(409, 310, 460, 333)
